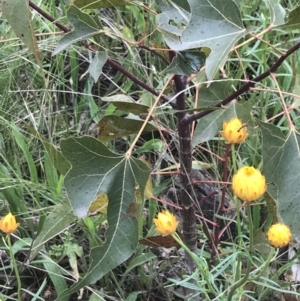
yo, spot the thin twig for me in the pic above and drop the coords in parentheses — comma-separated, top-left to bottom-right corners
(28, 0, 172, 104)
(210, 143, 231, 264)
(183, 39, 300, 124)
(270, 73, 294, 130)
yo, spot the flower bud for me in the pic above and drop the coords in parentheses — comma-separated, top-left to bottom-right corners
(0, 212, 20, 234)
(220, 117, 248, 144)
(267, 223, 291, 248)
(232, 166, 267, 202)
(153, 210, 178, 236)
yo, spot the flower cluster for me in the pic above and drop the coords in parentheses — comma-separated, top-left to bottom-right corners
(220, 117, 292, 248)
(0, 213, 20, 234)
(151, 117, 292, 249)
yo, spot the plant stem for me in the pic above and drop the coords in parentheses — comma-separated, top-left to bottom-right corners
(7, 235, 22, 300)
(183, 39, 300, 124)
(210, 143, 231, 264)
(28, 1, 172, 104)
(228, 202, 253, 301)
(172, 232, 215, 300)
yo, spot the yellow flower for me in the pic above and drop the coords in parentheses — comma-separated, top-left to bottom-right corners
(153, 210, 178, 236)
(267, 223, 291, 248)
(220, 117, 248, 144)
(232, 166, 267, 202)
(0, 213, 20, 234)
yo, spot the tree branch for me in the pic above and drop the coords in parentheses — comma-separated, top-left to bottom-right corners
(182, 39, 300, 124)
(28, 1, 171, 104)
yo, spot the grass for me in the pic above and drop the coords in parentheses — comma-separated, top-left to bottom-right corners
(1, 0, 300, 300)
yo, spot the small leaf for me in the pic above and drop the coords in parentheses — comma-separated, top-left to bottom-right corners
(89, 293, 105, 301)
(139, 235, 181, 249)
(280, 5, 300, 30)
(164, 51, 206, 76)
(101, 95, 149, 115)
(53, 6, 101, 55)
(120, 253, 156, 285)
(89, 52, 108, 82)
(126, 202, 142, 219)
(88, 193, 108, 214)
(196, 80, 234, 107)
(136, 139, 164, 154)
(135, 156, 153, 202)
(11, 125, 38, 183)
(135, 176, 152, 202)
(24, 123, 71, 175)
(253, 228, 272, 255)
(160, 161, 211, 172)
(30, 203, 76, 261)
(1, 0, 44, 74)
(264, 191, 279, 224)
(98, 115, 156, 142)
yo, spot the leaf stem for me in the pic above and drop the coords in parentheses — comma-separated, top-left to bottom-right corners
(7, 235, 22, 300)
(172, 232, 215, 300)
(182, 38, 300, 124)
(228, 202, 253, 301)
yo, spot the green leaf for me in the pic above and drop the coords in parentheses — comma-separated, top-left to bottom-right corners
(30, 203, 76, 261)
(265, 0, 286, 26)
(89, 52, 108, 83)
(59, 137, 150, 297)
(164, 51, 206, 76)
(53, 5, 102, 55)
(25, 123, 71, 175)
(101, 95, 150, 115)
(158, 0, 246, 80)
(196, 80, 234, 107)
(253, 228, 272, 255)
(89, 293, 105, 301)
(258, 121, 300, 237)
(192, 101, 253, 145)
(120, 253, 156, 285)
(74, 0, 129, 9)
(279, 5, 300, 30)
(125, 292, 140, 301)
(136, 139, 164, 154)
(156, 0, 191, 25)
(98, 115, 156, 142)
(44, 151, 59, 192)
(0, 0, 44, 75)
(11, 125, 38, 184)
(292, 73, 300, 108)
(43, 261, 69, 301)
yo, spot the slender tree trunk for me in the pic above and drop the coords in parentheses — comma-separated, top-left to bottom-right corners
(173, 73, 197, 272)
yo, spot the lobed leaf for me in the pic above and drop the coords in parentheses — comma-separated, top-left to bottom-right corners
(258, 121, 300, 239)
(157, 0, 247, 80)
(53, 5, 102, 55)
(59, 137, 150, 296)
